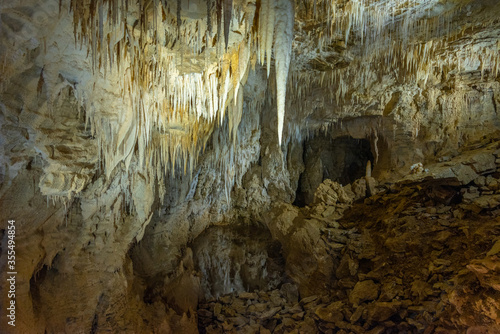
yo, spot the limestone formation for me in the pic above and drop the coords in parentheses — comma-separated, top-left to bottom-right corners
(1, 0, 500, 333)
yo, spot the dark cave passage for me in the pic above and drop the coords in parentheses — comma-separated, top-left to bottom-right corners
(294, 135, 374, 207)
(192, 221, 286, 301)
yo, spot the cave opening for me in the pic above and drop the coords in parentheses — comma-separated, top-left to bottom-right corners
(294, 135, 374, 207)
(192, 221, 286, 301)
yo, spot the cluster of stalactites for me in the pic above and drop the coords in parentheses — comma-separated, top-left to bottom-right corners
(64, 0, 295, 215)
(296, 0, 459, 47)
(69, 0, 294, 179)
(290, 0, 499, 106)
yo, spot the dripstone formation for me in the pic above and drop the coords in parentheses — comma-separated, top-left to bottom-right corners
(1, 0, 500, 333)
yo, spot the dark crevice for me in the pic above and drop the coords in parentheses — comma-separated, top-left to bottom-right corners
(294, 135, 374, 207)
(29, 264, 49, 320)
(90, 313, 99, 334)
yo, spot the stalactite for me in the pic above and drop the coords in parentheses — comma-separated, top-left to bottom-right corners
(264, 0, 274, 78)
(216, 0, 222, 49)
(257, 0, 274, 77)
(176, 0, 181, 38)
(223, 0, 232, 50)
(274, 0, 293, 145)
(207, 0, 212, 36)
(34, 0, 495, 214)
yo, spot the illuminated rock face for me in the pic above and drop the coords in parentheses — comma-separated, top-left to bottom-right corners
(0, 0, 500, 332)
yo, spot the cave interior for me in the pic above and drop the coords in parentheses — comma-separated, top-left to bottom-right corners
(1, 0, 500, 333)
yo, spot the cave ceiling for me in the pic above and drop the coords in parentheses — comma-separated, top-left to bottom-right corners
(0, 0, 499, 221)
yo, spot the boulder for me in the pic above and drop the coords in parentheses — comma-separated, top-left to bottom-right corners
(314, 301, 345, 323)
(365, 301, 401, 322)
(313, 179, 353, 206)
(349, 280, 380, 306)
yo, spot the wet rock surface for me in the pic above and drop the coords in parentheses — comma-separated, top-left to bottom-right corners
(197, 143, 500, 333)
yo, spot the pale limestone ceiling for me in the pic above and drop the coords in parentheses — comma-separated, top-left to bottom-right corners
(0, 0, 499, 210)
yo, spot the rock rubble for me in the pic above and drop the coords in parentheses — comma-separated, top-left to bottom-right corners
(197, 143, 500, 333)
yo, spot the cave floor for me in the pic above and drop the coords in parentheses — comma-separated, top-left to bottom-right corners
(197, 177, 500, 334)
